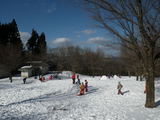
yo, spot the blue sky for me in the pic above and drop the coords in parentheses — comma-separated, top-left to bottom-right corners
(0, 0, 117, 54)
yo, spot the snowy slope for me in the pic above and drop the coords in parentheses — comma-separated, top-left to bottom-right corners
(0, 75, 160, 120)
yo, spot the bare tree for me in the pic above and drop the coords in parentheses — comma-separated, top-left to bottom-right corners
(49, 46, 107, 75)
(120, 45, 143, 80)
(84, 0, 160, 108)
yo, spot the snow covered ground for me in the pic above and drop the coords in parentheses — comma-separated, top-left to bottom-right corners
(0, 74, 160, 120)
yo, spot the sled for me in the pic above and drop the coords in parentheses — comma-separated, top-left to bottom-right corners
(76, 93, 84, 96)
(76, 91, 85, 96)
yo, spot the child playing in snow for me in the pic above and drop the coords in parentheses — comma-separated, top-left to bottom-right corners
(48, 75, 53, 80)
(23, 77, 27, 84)
(40, 76, 45, 82)
(9, 75, 12, 83)
(78, 82, 85, 95)
(84, 80, 88, 92)
(117, 81, 123, 95)
(72, 73, 76, 84)
(76, 75, 81, 85)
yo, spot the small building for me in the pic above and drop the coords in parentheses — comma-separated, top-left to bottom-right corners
(19, 66, 33, 78)
(27, 61, 48, 75)
(19, 61, 49, 78)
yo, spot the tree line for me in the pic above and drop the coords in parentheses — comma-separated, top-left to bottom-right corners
(0, 19, 47, 77)
(48, 46, 130, 76)
(48, 45, 160, 77)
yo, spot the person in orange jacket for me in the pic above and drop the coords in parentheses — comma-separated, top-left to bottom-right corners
(78, 82, 85, 95)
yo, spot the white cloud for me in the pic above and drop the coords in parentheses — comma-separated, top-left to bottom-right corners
(20, 32, 31, 44)
(47, 9, 53, 13)
(81, 29, 95, 35)
(52, 37, 71, 45)
(46, 2, 56, 13)
(47, 7, 56, 13)
(88, 37, 106, 44)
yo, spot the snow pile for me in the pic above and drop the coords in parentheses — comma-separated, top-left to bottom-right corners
(113, 75, 119, 79)
(100, 75, 107, 80)
(58, 71, 73, 79)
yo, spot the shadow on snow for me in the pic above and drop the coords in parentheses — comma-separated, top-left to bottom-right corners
(122, 90, 130, 95)
(156, 100, 160, 107)
(0, 85, 99, 108)
(85, 86, 99, 95)
(0, 85, 99, 120)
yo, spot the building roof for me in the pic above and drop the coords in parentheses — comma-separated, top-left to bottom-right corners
(27, 61, 42, 64)
(21, 66, 32, 69)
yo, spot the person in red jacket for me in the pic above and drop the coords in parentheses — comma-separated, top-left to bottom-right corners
(72, 73, 76, 84)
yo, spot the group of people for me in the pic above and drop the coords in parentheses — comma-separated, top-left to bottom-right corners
(78, 80, 88, 95)
(10, 77, 28, 84)
(39, 74, 56, 82)
(39, 76, 46, 82)
(72, 73, 88, 96)
(72, 73, 125, 96)
(21, 72, 124, 96)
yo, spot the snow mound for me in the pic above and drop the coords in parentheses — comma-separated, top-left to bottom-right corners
(100, 75, 107, 80)
(113, 75, 119, 79)
(62, 71, 73, 78)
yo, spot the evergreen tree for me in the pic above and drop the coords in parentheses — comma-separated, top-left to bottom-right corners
(0, 23, 9, 45)
(0, 19, 23, 77)
(37, 32, 47, 55)
(0, 19, 23, 49)
(8, 19, 23, 50)
(26, 29, 39, 55)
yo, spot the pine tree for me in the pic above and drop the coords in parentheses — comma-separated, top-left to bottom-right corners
(37, 32, 47, 55)
(0, 23, 9, 45)
(26, 29, 39, 55)
(9, 19, 23, 50)
(0, 19, 23, 49)
(0, 19, 23, 77)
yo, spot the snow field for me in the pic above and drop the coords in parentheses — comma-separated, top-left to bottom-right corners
(0, 75, 160, 120)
